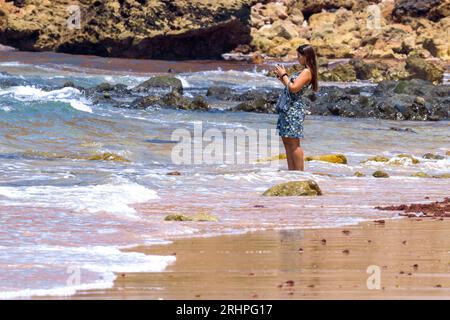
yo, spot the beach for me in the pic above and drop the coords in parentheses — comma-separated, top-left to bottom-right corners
(0, 0, 449, 301)
(63, 216, 450, 300)
(0, 52, 448, 299)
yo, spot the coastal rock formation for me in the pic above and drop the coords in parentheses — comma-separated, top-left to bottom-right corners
(269, 57, 444, 83)
(249, 0, 449, 62)
(0, 0, 255, 59)
(263, 180, 323, 196)
(1, 0, 448, 65)
(225, 79, 450, 121)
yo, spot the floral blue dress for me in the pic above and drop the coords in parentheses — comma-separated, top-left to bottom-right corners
(276, 71, 310, 138)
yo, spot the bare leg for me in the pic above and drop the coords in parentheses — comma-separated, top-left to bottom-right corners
(283, 137, 304, 171)
(281, 137, 295, 170)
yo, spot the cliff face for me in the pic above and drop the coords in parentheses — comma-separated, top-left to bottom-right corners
(250, 0, 449, 61)
(0, 0, 448, 62)
(0, 0, 255, 59)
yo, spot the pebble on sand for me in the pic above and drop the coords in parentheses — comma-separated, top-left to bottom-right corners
(373, 170, 389, 178)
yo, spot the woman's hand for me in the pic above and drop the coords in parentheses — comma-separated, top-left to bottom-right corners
(274, 64, 287, 79)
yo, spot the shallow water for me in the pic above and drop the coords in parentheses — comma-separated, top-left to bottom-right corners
(0, 52, 449, 298)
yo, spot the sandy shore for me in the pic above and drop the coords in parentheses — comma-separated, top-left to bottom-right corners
(62, 216, 450, 300)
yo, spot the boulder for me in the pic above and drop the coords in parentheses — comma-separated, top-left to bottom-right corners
(305, 154, 348, 164)
(134, 76, 183, 94)
(206, 86, 235, 100)
(263, 180, 322, 196)
(405, 56, 444, 83)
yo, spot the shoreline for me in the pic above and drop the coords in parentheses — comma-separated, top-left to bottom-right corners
(58, 215, 450, 300)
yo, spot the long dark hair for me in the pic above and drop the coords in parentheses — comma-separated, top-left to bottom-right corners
(297, 44, 319, 92)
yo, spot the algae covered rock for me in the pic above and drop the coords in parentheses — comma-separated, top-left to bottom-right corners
(134, 76, 183, 94)
(361, 156, 390, 163)
(164, 212, 218, 222)
(305, 154, 347, 164)
(354, 171, 365, 177)
(263, 180, 322, 196)
(405, 56, 444, 83)
(164, 214, 193, 221)
(390, 154, 420, 164)
(256, 154, 287, 163)
(373, 170, 389, 178)
(411, 172, 450, 179)
(411, 172, 430, 178)
(422, 153, 444, 160)
(87, 152, 130, 162)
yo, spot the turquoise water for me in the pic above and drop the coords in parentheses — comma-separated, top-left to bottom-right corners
(0, 52, 449, 298)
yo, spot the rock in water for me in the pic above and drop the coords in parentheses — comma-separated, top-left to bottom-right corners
(263, 180, 322, 196)
(134, 76, 183, 94)
(423, 153, 444, 160)
(373, 170, 389, 178)
(305, 154, 348, 164)
(411, 172, 430, 178)
(361, 156, 390, 163)
(256, 154, 287, 163)
(87, 152, 130, 163)
(393, 154, 420, 164)
(164, 212, 218, 222)
(165, 214, 193, 222)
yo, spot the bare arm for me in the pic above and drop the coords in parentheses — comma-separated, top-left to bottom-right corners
(284, 69, 311, 93)
(275, 65, 311, 93)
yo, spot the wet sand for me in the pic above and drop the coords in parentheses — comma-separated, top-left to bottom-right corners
(67, 217, 450, 300)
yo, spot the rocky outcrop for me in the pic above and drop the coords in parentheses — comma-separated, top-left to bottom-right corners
(224, 78, 450, 121)
(268, 57, 444, 83)
(248, 0, 449, 62)
(392, 0, 449, 22)
(1, 0, 448, 64)
(0, 0, 255, 59)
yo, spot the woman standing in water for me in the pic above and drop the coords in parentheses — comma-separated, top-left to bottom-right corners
(274, 44, 319, 171)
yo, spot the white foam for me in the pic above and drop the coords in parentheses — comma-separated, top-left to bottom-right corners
(0, 61, 27, 67)
(0, 180, 159, 217)
(420, 158, 450, 172)
(0, 106, 12, 112)
(69, 100, 93, 113)
(0, 245, 175, 299)
(175, 75, 191, 88)
(0, 85, 93, 113)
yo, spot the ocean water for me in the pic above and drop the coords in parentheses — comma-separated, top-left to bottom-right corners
(0, 52, 449, 298)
